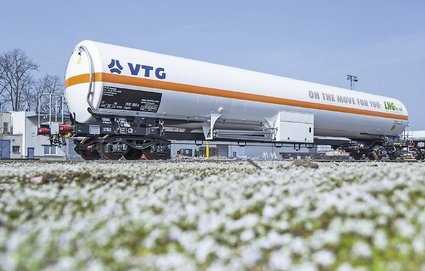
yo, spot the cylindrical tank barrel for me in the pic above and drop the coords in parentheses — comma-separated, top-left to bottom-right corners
(64, 40, 408, 140)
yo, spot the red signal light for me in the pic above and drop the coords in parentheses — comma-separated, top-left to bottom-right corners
(59, 124, 72, 135)
(38, 127, 50, 135)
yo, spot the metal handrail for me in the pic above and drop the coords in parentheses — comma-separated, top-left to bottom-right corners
(78, 45, 95, 111)
(37, 93, 65, 127)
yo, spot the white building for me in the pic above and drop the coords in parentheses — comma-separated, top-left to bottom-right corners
(0, 111, 76, 159)
(402, 130, 425, 140)
(0, 112, 23, 159)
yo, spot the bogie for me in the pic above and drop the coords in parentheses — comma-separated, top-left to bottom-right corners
(124, 148, 143, 160)
(74, 136, 170, 160)
(98, 143, 123, 160)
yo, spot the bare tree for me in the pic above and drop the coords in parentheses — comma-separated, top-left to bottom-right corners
(31, 75, 64, 113)
(0, 49, 38, 111)
(0, 60, 7, 105)
(0, 63, 4, 95)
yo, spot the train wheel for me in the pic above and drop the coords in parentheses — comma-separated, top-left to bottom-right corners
(415, 151, 422, 161)
(80, 149, 101, 160)
(99, 143, 122, 160)
(388, 149, 399, 161)
(351, 152, 363, 160)
(369, 146, 384, 161)
(78, 138, 101, 160)
(142, 147, 169, 160)
(368, 151, 380, 161)
(124, 148, 143, 160)
(388, 154, 397, 160)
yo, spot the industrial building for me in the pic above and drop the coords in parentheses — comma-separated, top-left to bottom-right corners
(0, 111, 77, 160)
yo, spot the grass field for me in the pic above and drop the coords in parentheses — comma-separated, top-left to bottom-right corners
(0, 161, 424, 271)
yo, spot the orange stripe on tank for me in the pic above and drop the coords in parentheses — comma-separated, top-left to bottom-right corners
(65, 72, 408, 121)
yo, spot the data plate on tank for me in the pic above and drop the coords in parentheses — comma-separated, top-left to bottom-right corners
(100, 86, 162, 112)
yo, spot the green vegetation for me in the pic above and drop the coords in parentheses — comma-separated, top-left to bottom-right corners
(0, 161, 424, 270)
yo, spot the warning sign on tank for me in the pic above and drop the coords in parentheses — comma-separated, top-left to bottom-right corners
(100, 86, 162, 112)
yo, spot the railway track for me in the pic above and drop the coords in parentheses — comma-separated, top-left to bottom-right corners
(0, 158, 422, 164)
(313, 159, 421, 163)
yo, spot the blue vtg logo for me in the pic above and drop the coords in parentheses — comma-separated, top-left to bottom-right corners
(108, 59, 166, 80)
(108, 59, 124, 74)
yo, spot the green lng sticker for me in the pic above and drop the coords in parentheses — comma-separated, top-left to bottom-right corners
(384, 101, 403, 112)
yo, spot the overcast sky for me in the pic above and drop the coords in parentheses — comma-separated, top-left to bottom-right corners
(1, 0, 424, 129)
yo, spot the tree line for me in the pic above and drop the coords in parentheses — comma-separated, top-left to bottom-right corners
(0, 48, 65, 113)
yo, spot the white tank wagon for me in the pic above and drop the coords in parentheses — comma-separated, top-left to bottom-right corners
(39, 40, 408, 160)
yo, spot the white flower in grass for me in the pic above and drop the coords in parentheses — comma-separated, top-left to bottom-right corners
(357, 220, 376, 237)
(207, 262, 226, 271)
(86, 260, 104, 271)
(291, 237, 308, 255)
(309, 230, 325, 250)
(341, 219, 375, 237)
(0, 254, 16, 271)
(262, 231, 292, 249)
(387, 262, 402, 271)
(269, 249, 292, 270)
(274, 220, 290, 231)
(377, 215, 388, 226)
(337, 263, 356, 271)
(292, 262, 317, 271)
(352, 241, 372, 258)
(240, 229, 255, 242)
(198, 213, 222, 235)
(196, 237, 216, 263)
(143, 228, 163, 249)
(215, 245, 231, 259)
(373, 229, 388, 249)
(263, 205, 277, 219)
(241, 244, 262, 267)
(417, 211, 425, 225)
(113, 249, 131, 262)
(0, 228, 6, 247)
(168, 226, 182, 241)
(154, 252, 196, 271)
(413, 238, 425, 253)
(394, 219, 415, 238)
(329, 217, 343, 230)
(7, 232, 25, 251)
(286, 196, 304, 208)
(228, 257, 244, 270)
(51, 256, 75, 271)
(226, 214, 259, 232)
(2, 161, 425, 269)
(312, 250, 335, 267)
(321, 230, 340, 245)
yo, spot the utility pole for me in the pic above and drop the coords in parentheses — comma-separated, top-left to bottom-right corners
(347, 75, 358, 90)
